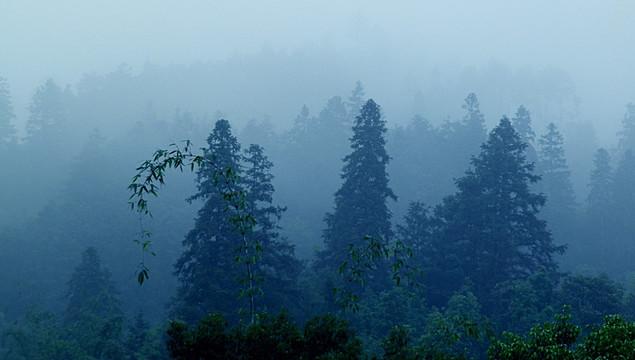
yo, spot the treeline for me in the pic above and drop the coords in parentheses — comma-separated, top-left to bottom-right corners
(0, 72, 634, 359)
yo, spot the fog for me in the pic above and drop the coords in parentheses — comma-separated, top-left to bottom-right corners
(2, 1, 634, 142)
(1, 1, 634, 358)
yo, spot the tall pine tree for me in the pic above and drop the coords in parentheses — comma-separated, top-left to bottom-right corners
(432, 117, 563, 311)
(173, 119, 299, 323)
(173, 119, 243, 323)
(318, 99, 396, 288)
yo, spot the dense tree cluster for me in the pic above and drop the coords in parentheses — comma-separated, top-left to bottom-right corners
(0, 71, 634, 359)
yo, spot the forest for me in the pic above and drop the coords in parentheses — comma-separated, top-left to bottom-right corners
(0, 59, 634, 359)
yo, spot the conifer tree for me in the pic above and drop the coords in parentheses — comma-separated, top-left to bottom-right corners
(242, 143, 302, 312)
(26, 78, 69, 144)
(173, 119, 245, 322)
(432, 117, 562, 310)
(173, 120, 299, 323)
(443, 93, 488, 179)
(536, 123, 576, 247)
(511, 105, 537, 164)
(319, 99, 396, 287)
(66, 246, 124, 359)
(346, 81, 366, 123)
(608, 150, 635, 276)
(585, 148, 613, 269)
(460, 92, 487, 153)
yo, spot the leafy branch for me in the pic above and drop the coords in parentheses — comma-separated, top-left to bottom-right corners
(335, 236, 422, 312)
(128, 140, 261, 322)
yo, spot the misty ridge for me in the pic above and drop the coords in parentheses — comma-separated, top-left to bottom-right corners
(1, 31, 635, 360)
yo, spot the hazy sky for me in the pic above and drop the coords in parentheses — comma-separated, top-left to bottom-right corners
(1, 1, 634, 141)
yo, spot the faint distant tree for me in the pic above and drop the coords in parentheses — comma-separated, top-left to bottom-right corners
(557, 273, 624, 326)
(277, 96, 352, 249)
(441, 93, 488, 179)
(461, 92, 487, 149)
(318, 99, 396, 290)
(585, 148, 613, 269)
(395, 201, 433, 270)
(346, 81, 366, 123)
(536, 123, 576, 248)
(0, 76, 16, 146)
(388, 115, 449, 208)
(171, 108, 205, 141)
(25, 78, 69, 144)
(511, 105, 537, 164)
(608, 149, 635, 275)
(286, 104, 312, 146)
(618, 102, 635, 154)
(66, 246, 125, 359)
(66, 247, 120, 323)
(318, 95, 349, 139)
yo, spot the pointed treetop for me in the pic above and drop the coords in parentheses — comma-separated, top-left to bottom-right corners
(512, 105, 535, 144)
(462, 92, 486, 132)
(346, 81, 366, 121)
(538, 123, 568, 174)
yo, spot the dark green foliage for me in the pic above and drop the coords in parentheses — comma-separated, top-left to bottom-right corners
(380, 326, 419, 360)
(420, 290, 492, 360)
(301, 313, 364, 360)
(166, 311, 363, 360)
(488, 270, 556, 334)
(319, 99, 396, 292)
(488, 307, 580, 360)
(576, 315, 635, 359)
(354, 287, 428, 346)
(167, 312, 232, 360)
(1, 311, 81, 360)
(488, 309, 635, 360)
(557, 273, 624, 327)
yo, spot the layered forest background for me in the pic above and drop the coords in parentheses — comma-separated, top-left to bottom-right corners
(0, 53, 634, 359)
